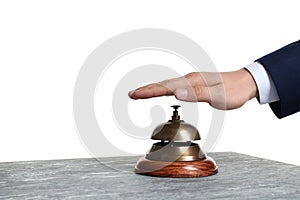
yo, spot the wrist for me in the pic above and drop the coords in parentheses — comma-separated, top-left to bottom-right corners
(239, 68, 258, 100)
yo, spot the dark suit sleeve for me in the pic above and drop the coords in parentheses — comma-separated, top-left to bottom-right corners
(256, 40, 300, 118)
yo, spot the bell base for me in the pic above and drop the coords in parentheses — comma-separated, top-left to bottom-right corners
(135, 156, 218, 178)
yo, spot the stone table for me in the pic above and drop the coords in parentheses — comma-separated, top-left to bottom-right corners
(0, 152, 299, 199)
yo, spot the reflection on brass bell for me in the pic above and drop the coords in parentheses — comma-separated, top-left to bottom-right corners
(135, 105, 218, 178)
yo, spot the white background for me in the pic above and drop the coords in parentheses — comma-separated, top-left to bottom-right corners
(0, 0, 299, 165)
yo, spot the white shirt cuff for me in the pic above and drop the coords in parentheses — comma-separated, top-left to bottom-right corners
(245, 62, 280, 104)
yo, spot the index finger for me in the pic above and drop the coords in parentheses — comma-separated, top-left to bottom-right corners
(128, 73, 206, 99)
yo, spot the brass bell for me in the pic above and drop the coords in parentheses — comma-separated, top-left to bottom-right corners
(135, 105, 218, 178)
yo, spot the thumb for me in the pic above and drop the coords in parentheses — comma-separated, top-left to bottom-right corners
(174, 86, 211, 103)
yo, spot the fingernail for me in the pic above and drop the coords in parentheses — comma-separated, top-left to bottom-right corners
(128, 90, 135, 97)
(175, 88, 188, 99)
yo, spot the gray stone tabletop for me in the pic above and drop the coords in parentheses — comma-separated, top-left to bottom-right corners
(0, 152, 299, 199)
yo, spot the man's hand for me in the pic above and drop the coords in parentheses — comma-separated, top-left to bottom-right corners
(128, 68, 258, 110)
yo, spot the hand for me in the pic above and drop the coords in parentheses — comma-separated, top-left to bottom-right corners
(128, 68, 258, 110)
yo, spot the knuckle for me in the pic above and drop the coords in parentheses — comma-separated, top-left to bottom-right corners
(193, 86, 203, 100)
(160, 79, 171, 88)
(184, 72, 198, 80)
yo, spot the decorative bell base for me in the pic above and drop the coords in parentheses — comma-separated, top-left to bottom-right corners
(135, 156, 218, 178)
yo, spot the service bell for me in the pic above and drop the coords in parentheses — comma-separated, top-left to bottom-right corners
(135, 105, 218, 178)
